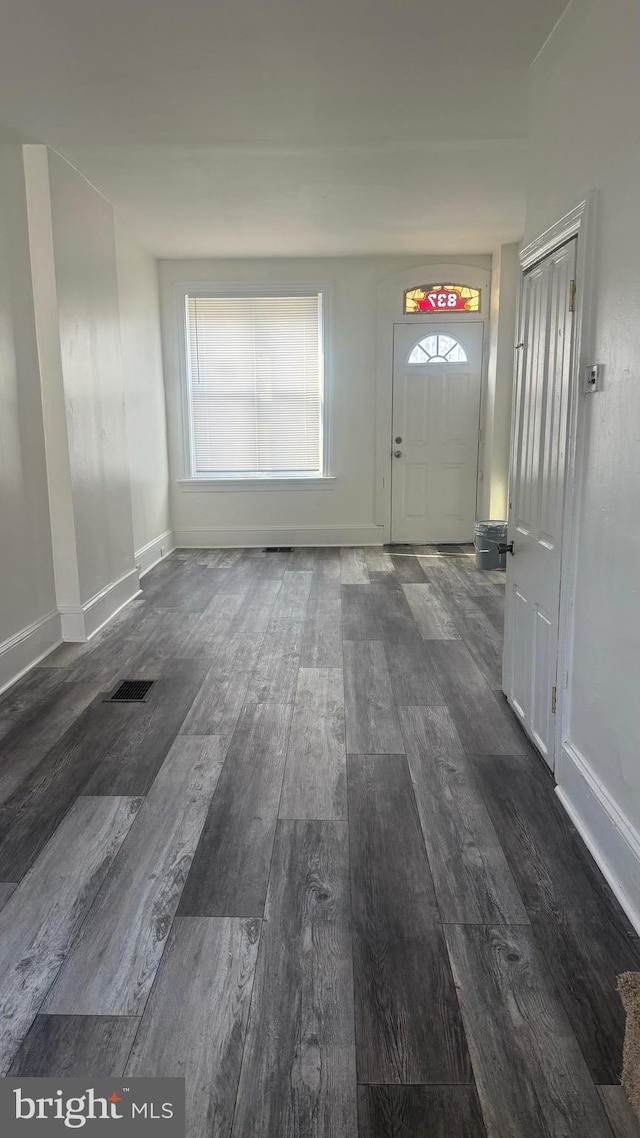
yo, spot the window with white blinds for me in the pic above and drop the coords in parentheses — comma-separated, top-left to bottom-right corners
(185, 292, 324, 477)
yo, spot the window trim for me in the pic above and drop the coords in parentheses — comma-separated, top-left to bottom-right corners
(176, 281, 333, 487)
(177, 476, 336, 492)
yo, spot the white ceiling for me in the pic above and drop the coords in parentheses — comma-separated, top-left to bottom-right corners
(0, 0, 568, 257)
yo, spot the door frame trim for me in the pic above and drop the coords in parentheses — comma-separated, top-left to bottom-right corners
(375, 263, 491, 542)
(514, 195, 596, 773)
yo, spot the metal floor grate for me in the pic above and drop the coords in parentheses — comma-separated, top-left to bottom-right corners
(263, 547, 293, 553)
(107, 679, 155, 703)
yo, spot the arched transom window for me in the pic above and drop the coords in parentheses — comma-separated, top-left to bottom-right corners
(408, 334, 468, 364)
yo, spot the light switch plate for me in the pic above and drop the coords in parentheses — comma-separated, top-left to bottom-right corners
(585, 364, 600, 393)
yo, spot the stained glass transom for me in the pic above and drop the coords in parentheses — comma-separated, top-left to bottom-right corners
(408, 334, 468, 364)
(404, 284, 481, 314)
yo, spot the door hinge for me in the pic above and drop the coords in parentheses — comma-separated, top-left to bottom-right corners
(569, 279, 576, 312)
(551, 685, 557, 714)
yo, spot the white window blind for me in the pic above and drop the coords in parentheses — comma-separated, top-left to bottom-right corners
(186, 293, 323, 477)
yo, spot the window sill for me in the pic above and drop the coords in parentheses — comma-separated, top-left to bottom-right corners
(177, 476, 336, 493)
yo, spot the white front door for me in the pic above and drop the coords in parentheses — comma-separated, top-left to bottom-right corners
(503, 239, 576, 769)
(391, 321, 483, 543)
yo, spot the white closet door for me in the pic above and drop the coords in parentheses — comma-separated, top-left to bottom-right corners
(503, 239, 576, 768)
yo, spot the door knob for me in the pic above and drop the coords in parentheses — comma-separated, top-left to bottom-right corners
(394, 450, 402, 458)
(497, 541, 514, 556)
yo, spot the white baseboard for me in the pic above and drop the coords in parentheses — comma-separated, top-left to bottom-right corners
(58, 567, 141, 642)
(134, 530, 175, 577)
(172, 524, 386, 548)
(557, 741, 640, 935)
(0, 610, 62, 696)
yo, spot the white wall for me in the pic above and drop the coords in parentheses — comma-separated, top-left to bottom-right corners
(115, 219, 171, 573)
(481, 243, 518, 520)
(526, 0, 640, 926)
(0, 132, 59, 690)
(25, 146, 140, 639)
(47, 151, 137, 609)
(160, 253, 504, 546)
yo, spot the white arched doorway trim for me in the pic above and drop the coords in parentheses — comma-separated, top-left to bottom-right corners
(375, 262, 492, 539)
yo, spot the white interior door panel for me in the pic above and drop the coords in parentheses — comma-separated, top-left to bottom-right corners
(503, 239, 576, 768)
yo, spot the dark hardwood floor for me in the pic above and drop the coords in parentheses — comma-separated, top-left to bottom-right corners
(0, 545, 638, 1137)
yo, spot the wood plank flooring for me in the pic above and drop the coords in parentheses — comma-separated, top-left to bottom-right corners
(399, 705, 528, 924)
(44, 736, 228, 1015)
(0, 545, 637, 1137)
(0, 795, 141, 1073)
(348, 752, 471, 1084)
(599, 1087, 640, 1138)
(177, 702, 292, 917)
(358, 1085, 487, 1138)
(279, 667, 346, 820)
(232, 820, 356, 1136)
(445, 922, 613, 1138)
(9, 1015, 140, 1077)
(127, 916, 260, 1137)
